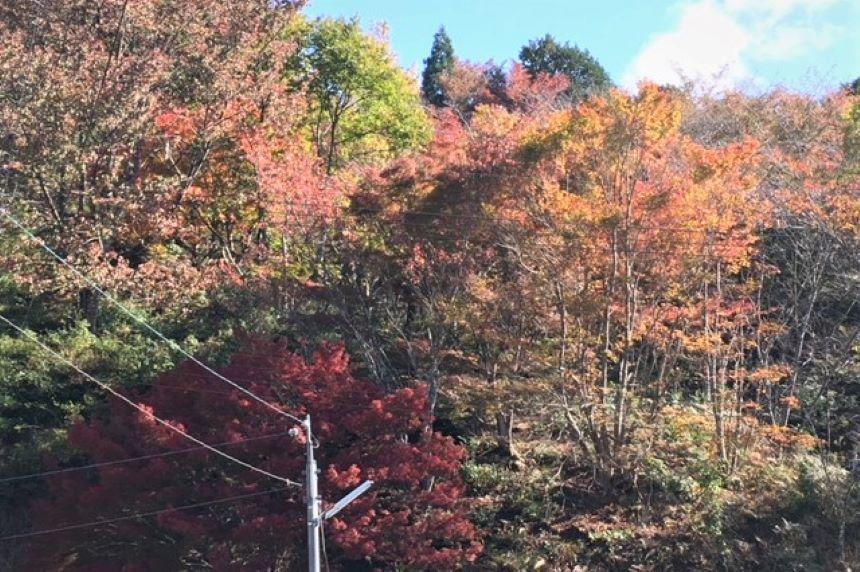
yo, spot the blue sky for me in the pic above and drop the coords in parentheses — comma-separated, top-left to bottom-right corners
(305, 0, 859, 92)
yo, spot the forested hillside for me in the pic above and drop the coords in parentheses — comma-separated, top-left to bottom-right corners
(0, 1, 858, 570)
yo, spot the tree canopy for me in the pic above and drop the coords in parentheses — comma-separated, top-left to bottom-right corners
(287, 17, 431, 172)
(519, 34, 611, 100)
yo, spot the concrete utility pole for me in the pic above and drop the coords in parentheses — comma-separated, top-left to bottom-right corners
(304, 415, 321, 572)
(301, 414, 373, 572)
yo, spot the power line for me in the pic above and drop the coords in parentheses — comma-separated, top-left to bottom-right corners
(0, 485, 290, 541)
(0, 430, 295, 485)
(0, 208, 304, 427)
(0, 206, 776, 296)
(0, 312, 300, 488)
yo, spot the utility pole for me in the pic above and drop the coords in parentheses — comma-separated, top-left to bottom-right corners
(295, 414, 372, 572)
(304, 415, 321, 572)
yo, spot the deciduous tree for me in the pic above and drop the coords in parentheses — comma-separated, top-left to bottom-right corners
(23, 339, 481, 570)
(286, 17, 431, 172)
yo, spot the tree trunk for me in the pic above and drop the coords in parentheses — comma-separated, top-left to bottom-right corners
(79, 288, 100, 333)
(496, 408, 522, 469)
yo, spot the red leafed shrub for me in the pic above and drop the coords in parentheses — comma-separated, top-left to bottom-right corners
(24, 339, 481, 570)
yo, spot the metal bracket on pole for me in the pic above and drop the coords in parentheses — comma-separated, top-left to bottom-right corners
(323, 480, 373, 521)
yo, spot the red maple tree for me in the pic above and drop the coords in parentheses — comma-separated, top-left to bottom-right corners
(25, 339, 481, 570)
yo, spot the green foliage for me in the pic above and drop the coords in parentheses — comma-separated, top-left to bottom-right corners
(286, 17, 431, 171)
(797, 459, 860, 558)
(0, 270, 249, 449)
(0, 331, 88, 444)
(518, 34, 611, 100)
(0, 287, 181, 516)
(0, 300, 178, 447)
(845, 98, 860, 171)
(421, 26, 455, 106)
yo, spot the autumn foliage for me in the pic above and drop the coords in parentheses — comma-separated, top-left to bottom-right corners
(26, 340, 480, 570)
(1, 1, 859, 570)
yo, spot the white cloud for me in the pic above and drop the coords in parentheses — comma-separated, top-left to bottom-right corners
(622, 0, 844, 89)
(751, 24, 838, 60)
(724, 0, 838, 17)
(622, 1, 749, 89)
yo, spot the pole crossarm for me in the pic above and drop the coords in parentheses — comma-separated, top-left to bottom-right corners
(323, 480, 374, 521)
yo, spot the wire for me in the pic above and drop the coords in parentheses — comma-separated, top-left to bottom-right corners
(0, 485, 290, 541)
(0, 208, 304, 427)
(320, 518, 331, 572)
(0, 312, 300, 488)
(0, 430, 295, 485)
(0, 206, 790, 467)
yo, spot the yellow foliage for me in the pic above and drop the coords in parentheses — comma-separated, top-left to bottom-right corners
(748, 365, 792, 384)
(471, 104, 519, 139)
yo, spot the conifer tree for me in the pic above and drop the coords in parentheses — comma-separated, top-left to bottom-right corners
(421, 26, 455, 106)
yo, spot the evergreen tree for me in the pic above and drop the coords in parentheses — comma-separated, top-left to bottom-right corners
(421, 26, 455, 106)
(485, 63, 511, 106)
(519, 34, 611, 100)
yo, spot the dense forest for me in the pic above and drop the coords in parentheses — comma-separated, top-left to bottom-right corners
(0, 1, 858, 570)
